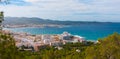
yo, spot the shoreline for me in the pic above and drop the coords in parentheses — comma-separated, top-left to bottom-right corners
(3, 24, 70, 28)
(2, 29, 97, 51)
(3, 28, 97, 41)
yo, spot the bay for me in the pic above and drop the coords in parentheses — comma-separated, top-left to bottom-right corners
(4, 23, 120, 41)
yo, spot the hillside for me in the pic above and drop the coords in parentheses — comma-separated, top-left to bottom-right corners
(3, 17, 55, 25)
(3, 17, 113, 26)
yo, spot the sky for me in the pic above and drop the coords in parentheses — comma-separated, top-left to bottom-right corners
(0, 0, 120, 22)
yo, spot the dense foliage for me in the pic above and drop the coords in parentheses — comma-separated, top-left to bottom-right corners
(85, 32, 120, 59)
(0, 32, 120, 59)
(0, 32, 25, 59)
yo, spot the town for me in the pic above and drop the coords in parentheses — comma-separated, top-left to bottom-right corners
(2, 30, 85, 51)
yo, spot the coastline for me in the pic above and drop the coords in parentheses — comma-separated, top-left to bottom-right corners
(3, 24, 70, 28)
(3, 27, 99, 41)
(3, 29, 97, 42)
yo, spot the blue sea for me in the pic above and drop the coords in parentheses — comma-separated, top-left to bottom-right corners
(4, 23, 120, 41)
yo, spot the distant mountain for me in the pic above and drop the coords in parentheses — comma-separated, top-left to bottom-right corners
(3, 17, 55, 25)
(3, 17, 113, 26)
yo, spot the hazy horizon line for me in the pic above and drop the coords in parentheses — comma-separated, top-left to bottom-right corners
(5, 16, 120, 23)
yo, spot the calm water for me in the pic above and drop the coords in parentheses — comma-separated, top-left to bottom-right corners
(4, 23, 120, 40)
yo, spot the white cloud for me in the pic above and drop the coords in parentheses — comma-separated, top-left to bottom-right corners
(25, 0, 40, 2)
(0, 0, 120, 22)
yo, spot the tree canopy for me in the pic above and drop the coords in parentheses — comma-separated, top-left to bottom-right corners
(0, 31, 120, 59)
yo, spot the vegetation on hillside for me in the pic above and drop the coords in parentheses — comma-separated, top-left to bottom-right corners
(0, 32, 25, 59)
(0, 32, 120, 59)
